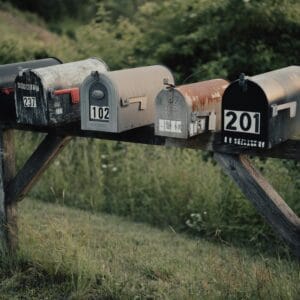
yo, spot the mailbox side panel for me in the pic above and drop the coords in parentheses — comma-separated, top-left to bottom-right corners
(110, 66, 175, 132)
(252, 66, 300, 144)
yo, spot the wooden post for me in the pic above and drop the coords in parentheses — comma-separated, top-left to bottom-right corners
(0, 129, 17, 255)
(214, 153, 300, 257)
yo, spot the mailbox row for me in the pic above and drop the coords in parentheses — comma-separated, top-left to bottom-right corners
(0, 57, 300, 149)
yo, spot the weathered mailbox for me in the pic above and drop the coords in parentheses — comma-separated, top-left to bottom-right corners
(0, 58, 62, 121)
(222, 66, 300, 149)
(15, 58, 108, 126)
(155, 79, 229, 138)
(80, 65, 174, 133)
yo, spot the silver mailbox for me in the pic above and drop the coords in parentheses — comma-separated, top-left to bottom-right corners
(80, 65, 174, 133)
(155, 79, 229, 138)
(222, 66, 300, 149)
(15, 58, 108, 126)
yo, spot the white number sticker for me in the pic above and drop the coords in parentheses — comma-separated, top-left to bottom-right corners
(23, 96, 37, 108)
(90, 106, 109, 121)
(159, 119, 182, 133)
(224, 110, 260, 134)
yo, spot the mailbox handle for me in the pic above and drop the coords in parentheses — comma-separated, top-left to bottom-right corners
(121, 96, 147, 110)
(1, 87, 14, 95)
(271, 101, 297, 118)
(53, 88, 80, 104)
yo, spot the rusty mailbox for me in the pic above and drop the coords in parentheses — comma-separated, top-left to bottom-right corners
(80, 65, 174, 133)
(15, 58, 108, 126)
(155, 79, 229, 138)
(0, 58, 62, 121)
(222, 66, 300, 149)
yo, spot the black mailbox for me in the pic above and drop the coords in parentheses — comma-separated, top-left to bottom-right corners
(0, 58, 62, 122)
(15, 58, 108, 126)
(222, 66, 300, 149)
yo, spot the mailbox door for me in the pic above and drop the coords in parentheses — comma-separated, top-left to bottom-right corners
(222, 80, 269, 149)
(15, 71, 48, 125)
(81, 74, 118, 132)
(155, 89, 188, 138)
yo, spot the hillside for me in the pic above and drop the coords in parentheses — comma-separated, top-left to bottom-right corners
(0, 199, 298, 299)
(0, 4, 80, 63)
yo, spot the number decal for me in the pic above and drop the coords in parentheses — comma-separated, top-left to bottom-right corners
(224, 110, 260, 134)
(90, 106, 110, 121)
(225, 111, 237, 131)
(23, 96, 37, 108)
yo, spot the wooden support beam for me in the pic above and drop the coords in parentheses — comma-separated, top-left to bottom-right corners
(214, 153, 300, 257)
(0, 129, 17, 255)
(6, 134, 71, 203)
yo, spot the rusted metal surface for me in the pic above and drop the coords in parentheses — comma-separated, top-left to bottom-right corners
(81, 65, 174, 133)
(178, 79, 229, 113)
(155, 79, 228, 139)
(15, 58, 108, 126)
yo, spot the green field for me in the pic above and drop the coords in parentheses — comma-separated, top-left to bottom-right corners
(0, 199, 299, 299)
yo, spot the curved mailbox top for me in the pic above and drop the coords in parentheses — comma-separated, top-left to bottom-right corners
(81, 65, 174, 133)
(222, 66, 300, 149)
(0, 57, 62, 90)
(15, 58, 108, 126)
(155, 79, 229, 139)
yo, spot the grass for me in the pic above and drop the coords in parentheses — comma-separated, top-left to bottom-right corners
(0, 199, 299, 299)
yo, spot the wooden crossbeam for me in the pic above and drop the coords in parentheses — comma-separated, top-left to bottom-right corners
(214, 153, 300, 257)
(6, 134, 71, 204)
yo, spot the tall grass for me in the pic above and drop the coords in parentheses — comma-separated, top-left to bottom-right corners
(15, 132, 300, 250)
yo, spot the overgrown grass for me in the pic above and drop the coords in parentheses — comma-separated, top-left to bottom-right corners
(15, 132, 300, 250)
(0, 199, 299, 299)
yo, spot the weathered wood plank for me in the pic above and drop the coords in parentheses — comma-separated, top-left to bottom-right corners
(214, 153, 300, 256)
(6, 134, 71, 203)
(0, 129, 17, 254)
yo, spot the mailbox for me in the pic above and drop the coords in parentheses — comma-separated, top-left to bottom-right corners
(80, 65, 174, 133)
(15, 58, 108, 126)
(222, 66, 300, 149)
(0, 58, 62, 121)
(155, 79, 229, 138)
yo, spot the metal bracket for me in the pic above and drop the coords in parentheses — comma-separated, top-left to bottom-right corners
(271, 101, 297, 118)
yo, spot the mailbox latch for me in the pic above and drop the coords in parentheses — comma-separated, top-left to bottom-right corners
(271, 101, 297, 118)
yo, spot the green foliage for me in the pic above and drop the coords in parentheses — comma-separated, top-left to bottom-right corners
(3, 0, 97, 22)
(80, 0, 300, 82)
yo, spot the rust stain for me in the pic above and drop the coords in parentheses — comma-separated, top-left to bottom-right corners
(177, 79, 229, 112)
